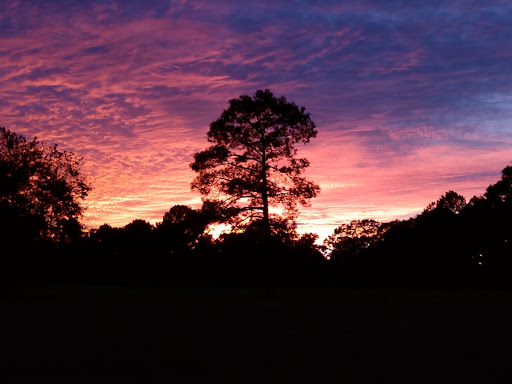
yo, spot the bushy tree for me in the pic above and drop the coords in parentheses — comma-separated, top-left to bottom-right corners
(323, 219, 381, 261)
(0, 127, 91, 243)
(462, 165, 512, 270)
(484, 165, 512, 208)
(190, 89, 320, 235)
(424, 190, 466, 214)
(155, 204, 213, 255)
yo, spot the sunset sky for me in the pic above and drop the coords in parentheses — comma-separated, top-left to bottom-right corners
(1, 0, 512, 240)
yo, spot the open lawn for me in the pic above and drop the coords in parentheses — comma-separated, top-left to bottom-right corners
(2, 285, 512, 383)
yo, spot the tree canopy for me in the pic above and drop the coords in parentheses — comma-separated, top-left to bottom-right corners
(0, 127, 91, 243)
(190, 89, 320, 234)
(323, 219, 382, 262)
(424, 190, 467, 214)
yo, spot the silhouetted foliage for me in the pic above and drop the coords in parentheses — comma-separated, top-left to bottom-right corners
(6, 117, 512, 289)
(162, 205, 198, 224)
(323, 166, 512, 287)
(91, 224, 122, 255)
(324, 219, 382, 262)
(214, 215, 325, 285)
(120, 219, 154, 255)
(484, 165, 512, 207)
(462, 166, 512, 272)
(0, 127, 90, 244)
(190, 89, 320, 236)
(293, 232, 326, 265)
(424, 190, 466, 214)
(123, 219, 153, 235)
(155, 204, 214, 257)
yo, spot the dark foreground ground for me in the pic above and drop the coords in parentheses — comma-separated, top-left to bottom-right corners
(2, 285, 512, 383)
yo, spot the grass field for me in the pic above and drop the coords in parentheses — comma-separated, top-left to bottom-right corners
(2, 285, 512, 383)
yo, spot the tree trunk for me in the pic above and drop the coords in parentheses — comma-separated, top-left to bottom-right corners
(261, 168, 270, 237)
(260, 136, 274, 298)
(260, 136, 271, 237)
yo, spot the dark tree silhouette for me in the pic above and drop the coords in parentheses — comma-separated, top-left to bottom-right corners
(92, 224, 122, 255)
(0, 127, 91, 243)
(190, 89, 320, 235)
(155, 204, 213, 256)
(123, 219, 153, 237)
(118, 219, 154, 260)
(484, 165, 512, 208)
(162, 205, 199, 225)
(424, 190, 467, 214)
(323, 219, 381, 262)
(462, 165, 512, 272)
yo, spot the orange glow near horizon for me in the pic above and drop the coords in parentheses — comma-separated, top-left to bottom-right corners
(2, 1, 512, 242)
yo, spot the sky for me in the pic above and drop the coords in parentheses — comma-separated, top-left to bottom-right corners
(1, 0, 512, 241)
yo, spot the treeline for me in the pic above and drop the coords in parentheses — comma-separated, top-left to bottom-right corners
(2, 125, 512, 288)
(3, 205, 326, 286)
(4, 164, 512, 288)
(325, 165, 512, 286)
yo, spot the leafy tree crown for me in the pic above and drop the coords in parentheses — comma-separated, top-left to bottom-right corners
(190, 89, 320, 230)
(0, 127, 91, 242)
